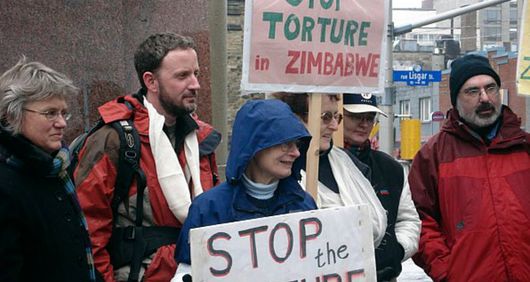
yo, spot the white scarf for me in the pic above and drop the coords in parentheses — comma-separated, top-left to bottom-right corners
(301, 146, 387, 246)
(145, 100, 203, 223)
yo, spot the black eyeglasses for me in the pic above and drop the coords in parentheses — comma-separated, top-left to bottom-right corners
(345, 112, 376, 124)
(461, 84, 499, 98)
(321, 112, 343, 125)
(279, 139, 302, 152)
(24, 108, 71, 121)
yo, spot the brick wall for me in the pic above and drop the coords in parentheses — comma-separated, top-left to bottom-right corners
(493, 53, 527, 128)
(226, 0, 264, 145)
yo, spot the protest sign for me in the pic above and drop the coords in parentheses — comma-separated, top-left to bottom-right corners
(241, 0, 388, 93)
(517, 0, 530, 96)
(190, 205, 376, 281)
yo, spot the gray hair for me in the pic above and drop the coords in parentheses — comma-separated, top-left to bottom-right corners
(134, 32, 196, 90)
(0, 56, 78, 134)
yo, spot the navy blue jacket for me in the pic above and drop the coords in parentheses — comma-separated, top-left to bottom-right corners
(175, 99, 317, 264)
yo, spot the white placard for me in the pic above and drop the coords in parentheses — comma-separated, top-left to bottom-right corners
(190, 205, 376, 281)
(241, 0, 389, 94)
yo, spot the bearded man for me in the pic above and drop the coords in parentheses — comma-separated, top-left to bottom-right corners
(408, 54, 530, 282)
(74, 33, 220, 282)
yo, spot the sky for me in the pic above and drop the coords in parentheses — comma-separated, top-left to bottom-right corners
(393, 0, 423, 9)
(392, 0, 436, 26)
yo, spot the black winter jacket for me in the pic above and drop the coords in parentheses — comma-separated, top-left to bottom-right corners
(350, 142, 418, 282)
(0, 128, 97, 282)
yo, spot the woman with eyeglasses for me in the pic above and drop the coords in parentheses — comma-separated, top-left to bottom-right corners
(171, 99, 317, 281)
(273, 92, 387, 248)
(343, 93, 421, 282)
(0, 58, 100, 281)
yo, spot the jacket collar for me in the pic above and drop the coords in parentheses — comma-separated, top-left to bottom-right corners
(231, 177, 307, 215)
(444, 106, 527, 148)
(0, 127, 55, 175)
(348, 139, 371, 163)
(98, 91, 208, 145)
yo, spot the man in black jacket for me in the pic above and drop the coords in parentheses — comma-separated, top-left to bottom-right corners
(343, 93, 421, 282)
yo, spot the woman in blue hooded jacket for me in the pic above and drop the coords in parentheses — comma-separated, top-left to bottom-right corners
(171, 99, 317, 281)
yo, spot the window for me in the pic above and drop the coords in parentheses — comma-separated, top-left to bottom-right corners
(483, 9, 501, 23)
(483, 26, 501, 42)
(510, 9, 518, 25)
(510, 30, 518, 42)
(400, 100, 410, 117)
(419, 98, 432, 122)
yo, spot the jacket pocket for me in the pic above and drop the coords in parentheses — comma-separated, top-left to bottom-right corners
(438, 176, 483, 243)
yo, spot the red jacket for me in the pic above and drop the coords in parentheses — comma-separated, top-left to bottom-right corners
(409, 106, 530, 282)
(75, 95, 220, 281)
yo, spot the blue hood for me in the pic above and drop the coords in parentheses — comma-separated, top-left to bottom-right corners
(226, 99, 311, 183)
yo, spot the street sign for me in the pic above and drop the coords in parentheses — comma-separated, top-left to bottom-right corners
(431, 111, 445, 122)
(393, 65, 442, 86)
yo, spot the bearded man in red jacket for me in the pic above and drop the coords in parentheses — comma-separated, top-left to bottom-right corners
(75, 33, 220, 282)
(409, 54, 530, 282)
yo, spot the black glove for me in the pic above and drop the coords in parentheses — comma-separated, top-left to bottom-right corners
(375, 235, 405, 282)
(377, 266, 396, 282)
(183, 274, 192, 282)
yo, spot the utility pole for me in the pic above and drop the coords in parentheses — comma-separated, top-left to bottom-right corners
(378, 0, 512, 156)
(379, 0, 394, 156)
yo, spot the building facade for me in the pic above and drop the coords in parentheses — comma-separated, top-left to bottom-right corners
(433, 0, 522, 51)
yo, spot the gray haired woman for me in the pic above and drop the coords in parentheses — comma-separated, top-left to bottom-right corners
(0, 57, 99, 282)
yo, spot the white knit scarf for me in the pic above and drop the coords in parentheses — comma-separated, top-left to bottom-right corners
(145, 100, 203, 223)
(301, 146, 387, 247)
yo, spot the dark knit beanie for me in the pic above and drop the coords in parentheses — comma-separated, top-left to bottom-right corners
(449, 54, 501, 106)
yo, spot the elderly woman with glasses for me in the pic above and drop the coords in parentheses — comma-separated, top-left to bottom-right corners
(0, 58, 99, 282)
(273, 92, 387, 248)
(172, 99, 317, 281)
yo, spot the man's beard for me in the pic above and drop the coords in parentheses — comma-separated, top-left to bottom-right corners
(457, 101, 501, 128)
(158, 85, 197, 117)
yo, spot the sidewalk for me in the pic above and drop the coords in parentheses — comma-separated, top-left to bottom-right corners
(397, 259, 432, 282)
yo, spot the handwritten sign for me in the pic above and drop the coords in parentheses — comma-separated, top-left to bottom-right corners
(517, 0, 530, 96)
(190, 205, 376, 281)
(241, 0, 388, 93)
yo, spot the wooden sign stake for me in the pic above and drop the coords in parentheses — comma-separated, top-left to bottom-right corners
(305, 93, 322, 201)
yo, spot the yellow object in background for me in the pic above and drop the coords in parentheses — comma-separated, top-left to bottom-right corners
(400, 119, 421, 160)
(369, 122, 380, 139)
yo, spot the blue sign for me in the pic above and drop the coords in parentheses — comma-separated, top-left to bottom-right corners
(393, 66, 442, 86)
